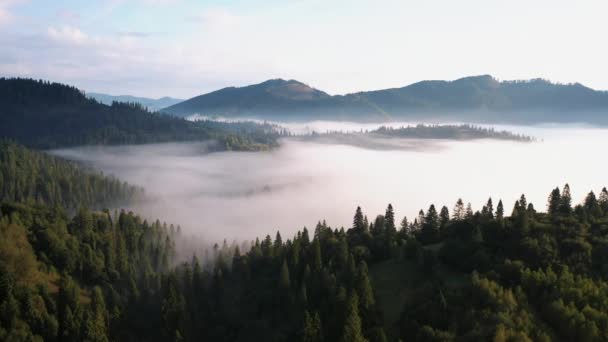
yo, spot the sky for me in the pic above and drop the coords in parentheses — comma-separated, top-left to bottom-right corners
(1, 0, 607, 98)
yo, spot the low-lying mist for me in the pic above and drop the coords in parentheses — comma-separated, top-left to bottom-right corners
(52, 124, 608, 246)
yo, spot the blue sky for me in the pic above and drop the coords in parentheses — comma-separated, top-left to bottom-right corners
(1, 0, 607, 98)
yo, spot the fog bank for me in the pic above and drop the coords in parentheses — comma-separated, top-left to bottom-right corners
(52, 125, 608, 243)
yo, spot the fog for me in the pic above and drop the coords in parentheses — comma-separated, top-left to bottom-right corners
(52, 124, 608, 244)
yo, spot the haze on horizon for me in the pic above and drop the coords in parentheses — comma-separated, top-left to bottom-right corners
(1, 0, 608, 98)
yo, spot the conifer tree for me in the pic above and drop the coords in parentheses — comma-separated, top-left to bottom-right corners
(465, 203, 473, 219)
(399, 216, 409, 234)
(485, 198, 494, 219)
(83, 287, 108, 342)
(356, 261, 375, 310)
(439, 206, 450, 229)
(496, 200, 504, 220)
(599, 187, 608, 212)
(341, 293, 367, 342)
(453, 199, 465, 220)
(385, 204, 396, 234)
(353, 206, 365, 233)
(559, 184, 573, 215)
(548, 187, 561, 215)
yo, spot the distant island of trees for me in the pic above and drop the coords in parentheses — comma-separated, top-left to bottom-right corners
(293, 124, 533, 150)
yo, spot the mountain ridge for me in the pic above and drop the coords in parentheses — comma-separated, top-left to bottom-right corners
(163, 75, 608, 124)
(87, 92, 183, 111)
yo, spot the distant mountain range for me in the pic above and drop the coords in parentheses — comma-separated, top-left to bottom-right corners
(162, 75, 608, 124)
(88, 92, 182, 111)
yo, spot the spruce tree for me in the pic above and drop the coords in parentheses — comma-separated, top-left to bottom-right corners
(548, 187, 561, 215)
(465, 203, 473, 219)
(599, 187, 608, 212)
(399, 216, 409, 234)
(356, 261, 375, 310)
(496, 200, 504, 220)
(485, 198, 494, 219)
(559, 184, 573, 215)
(353, 206, 365, 233)
(439, 206, 450, 226)
(341, 293, 367, 342)
(453, 199, 465, 220)
(385, 204, 396, 234)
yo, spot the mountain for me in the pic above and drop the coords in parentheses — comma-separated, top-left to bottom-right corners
(87, 92, 183, 111)
(163, 75, 608, 124)
(0, 78, 279, 150)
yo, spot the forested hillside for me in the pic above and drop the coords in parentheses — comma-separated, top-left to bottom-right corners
(0, 141, 141, 210)
(0, 78, 280, 150)
(163, 75, 608, 124)
(3, 144, 608, 341)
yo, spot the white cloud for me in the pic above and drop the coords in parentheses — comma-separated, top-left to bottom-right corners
(47, 26, 88, 45)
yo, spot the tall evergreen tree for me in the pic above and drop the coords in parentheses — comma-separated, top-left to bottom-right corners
(485, 198, 494, 219)
(559, 184, 573, 215)
(341, 293, 367, 342)
(453, 199, 465, 220)
(465, 203, 473, 219)
(439, 206, 450, 231)
(599, 187, 608, 211)
(548, 187, 561, 215)
(356, 261, 375, 310)
(496, 200, 504, 220)
(399, 216, 409, 234)
(385, 204, 396, 234)
(353, 207, 365, 233)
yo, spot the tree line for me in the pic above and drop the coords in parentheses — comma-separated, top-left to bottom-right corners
(0, 78, 281, 151)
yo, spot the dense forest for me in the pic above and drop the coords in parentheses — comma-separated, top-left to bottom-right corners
(369, 124, 534, 141)
(3, 144, 608, 341)
(0, 141, 141, 210)
(295, 124, 533, 151)
(0, 78, 281, 151)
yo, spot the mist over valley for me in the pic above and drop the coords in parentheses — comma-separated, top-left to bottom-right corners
(51, 123, 606, 244)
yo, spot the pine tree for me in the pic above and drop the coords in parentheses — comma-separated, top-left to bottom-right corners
(385, 204, 396, 234)
(341, 293, 367, 342)
(83, 287, 109, 342)
(439, 206, 450, 230)
(599, 187, 608, 212)
(485, 198, 494, 219)
(356, 261, 375, 310)
(465, 203, 473, 219)
(548, 187, 561, 215)
(559, 184, 572, 215)
(353, 206, 365, 233)
(417, 210, 425, 227)
(302, 311, 322, 342)
(584, 191, 602, 217)
(399, 216, 409, 234)
(519, 194, 527, 210)
(453, 198, 465, 220)
(496, 200, 504, 220)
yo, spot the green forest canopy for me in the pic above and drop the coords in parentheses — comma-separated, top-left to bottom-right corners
(0, 78, 281, 151)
